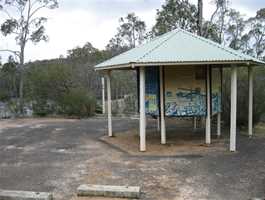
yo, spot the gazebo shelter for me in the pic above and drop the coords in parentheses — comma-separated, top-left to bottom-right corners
(95, 29, 265, 152)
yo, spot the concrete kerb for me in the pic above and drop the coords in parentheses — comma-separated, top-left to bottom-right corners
(77, 184, 141, 199)
(0, 189, 53, 200)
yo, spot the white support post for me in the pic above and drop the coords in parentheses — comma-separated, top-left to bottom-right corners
(217, 112, 221, 138)
(248, 66, 253, 138)
(101, 77, 105, 114)
(230, 66, 237, 152)
(206, 66, 211, 144)
(139, 67, 146, 151)
(159, 66, 166, 144)
(106, 71, 112, 137)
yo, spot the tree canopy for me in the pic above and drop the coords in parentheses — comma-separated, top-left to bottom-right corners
(152, 0, 198, 36)
(0, 0, 58, 114)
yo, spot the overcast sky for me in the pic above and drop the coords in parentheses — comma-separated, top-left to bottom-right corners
(0, 0, 264, 63)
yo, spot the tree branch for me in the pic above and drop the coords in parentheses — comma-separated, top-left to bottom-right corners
(29, 4, 47, 19)
(0, 49, 20, 57)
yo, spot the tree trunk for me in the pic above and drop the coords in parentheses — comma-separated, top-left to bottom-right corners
(198, 0, 203, 36)
(19, 70, 24, 113)
(19, 44, 25, 115)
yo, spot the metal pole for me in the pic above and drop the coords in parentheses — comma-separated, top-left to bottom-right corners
(139, 67, 146, 151)
(206, 65, 211, 144)
(159, 66, 166, 144)
(101, 77, 105, 114)
(248, 66, 253, 138)
(106, 71, 112, 137)
(230, 66, 237, 151)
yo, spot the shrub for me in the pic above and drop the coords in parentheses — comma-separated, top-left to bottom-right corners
(222, 67, 265, 128)
(32, 99, 56, 117)
(58, 87, 96, 117)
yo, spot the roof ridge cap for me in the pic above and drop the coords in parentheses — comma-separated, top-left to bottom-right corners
(136, 29, 181, 62)
(179, 29, 248, 60)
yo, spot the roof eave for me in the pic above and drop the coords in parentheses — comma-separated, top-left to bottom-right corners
(94, 63, 134, 71)
(94, 60, 265, 71)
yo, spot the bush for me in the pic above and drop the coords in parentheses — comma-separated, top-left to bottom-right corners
(58, 87, 96, 117)
(32, 99, 56, 117)
(0, 90, 10, 101)
(222, 67, 265, 128)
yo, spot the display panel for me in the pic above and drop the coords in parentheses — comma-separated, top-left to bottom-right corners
(143, 66, 222, 117)
(145, 66, 159, 116)
(164, 66, 207, 117)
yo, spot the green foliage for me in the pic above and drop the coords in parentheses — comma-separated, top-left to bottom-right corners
(0, 56, 18, 101)
(245, 9, 265, 59)
(222, 68, 265, 127)
(32, 99, 54, 117)
(0, 0, 59, 115)
(58, 87, 96, 117)
(0, 19, 18, 36)
(67, 42, 98, 59)
(0, 90, 9, 101)
(25, 62, 73, 116)
(118, 13, 146, 48)
(202, 21, 220, 42)
(7, 99, 20, 115)
(152, 0, 198, 36)
(225, 9, 245, 50)
(23, 41, 136, 117)
(25, 62, 97, 117)
(0, 0, 58, 53)
(106, 13, 146, 55)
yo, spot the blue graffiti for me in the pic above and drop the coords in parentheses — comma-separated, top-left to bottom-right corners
(165, 90, 206, 116)
(212, 93, 221, 114)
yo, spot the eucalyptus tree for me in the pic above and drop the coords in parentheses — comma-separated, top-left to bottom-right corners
(245, 8, 265, 59)
(118, 13, 146, 48)
(0, 0, 58, 114)
(224, 9, 245, 50)
(0, 56, 17, 100)
(197, 0, 203, 36)
(107, 12, 146, 55)
(204, 0, 229, 43)
(152, 0, 198, 36)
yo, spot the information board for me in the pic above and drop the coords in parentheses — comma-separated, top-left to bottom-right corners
(144, 66, 221, 117)
(145, 66, 159, 116)
(164, 66, 207, 117)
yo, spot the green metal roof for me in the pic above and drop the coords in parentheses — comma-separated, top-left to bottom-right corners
(95, 29, 265, 70)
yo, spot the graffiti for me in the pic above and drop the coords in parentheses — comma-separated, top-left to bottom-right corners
(165, 89, 206, 116)
(144, 66, 222, 117)
(176, 88, 201, 101)
(212, 93, 221, 114)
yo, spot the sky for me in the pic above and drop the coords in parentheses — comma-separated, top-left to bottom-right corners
(0, 0, 264, 63)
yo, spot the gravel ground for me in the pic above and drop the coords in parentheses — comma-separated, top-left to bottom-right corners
(0, 117, 265, 200)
